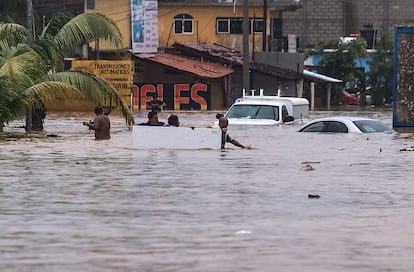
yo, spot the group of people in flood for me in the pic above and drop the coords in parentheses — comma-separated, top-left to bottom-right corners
(138, 95, 179, 127)
(138, 111, 179, 127)
(82, 94, 248, 149)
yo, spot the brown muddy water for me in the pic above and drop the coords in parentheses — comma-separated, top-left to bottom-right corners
(1, 109, 414, 272)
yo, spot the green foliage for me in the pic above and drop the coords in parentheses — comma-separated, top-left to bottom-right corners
(0, 11, 133, 131)
(0, 76, 26, 131)
(304, 37, 369, 105)
(319, 37, 368, 83)
(367, 32, 394, 104)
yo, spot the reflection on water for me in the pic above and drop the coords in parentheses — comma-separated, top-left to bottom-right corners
(1, 109, 414, 272)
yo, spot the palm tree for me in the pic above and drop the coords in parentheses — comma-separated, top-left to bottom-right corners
(0, 12, 134, 132)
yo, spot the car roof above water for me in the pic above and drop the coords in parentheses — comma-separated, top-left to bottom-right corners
(298, 116, 395, 133)
(234, 95, 309, 106)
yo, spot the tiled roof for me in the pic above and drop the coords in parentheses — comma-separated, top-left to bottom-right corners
(135, 52, 234, 79)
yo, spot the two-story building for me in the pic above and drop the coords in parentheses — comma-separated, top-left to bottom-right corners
(77, 0, 305, 111)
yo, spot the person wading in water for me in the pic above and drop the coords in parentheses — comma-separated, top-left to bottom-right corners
(218, 117, 246, 149)
(83, 106, 111, 140)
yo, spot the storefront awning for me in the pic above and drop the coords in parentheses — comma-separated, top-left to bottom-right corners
(303, 70, 343, 83)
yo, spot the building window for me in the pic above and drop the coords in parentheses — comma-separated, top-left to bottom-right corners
(86, 0, 95, 10)
(216, 17, 264, 34)
(230, 18, 243, 34)
(252, 18, 265, 34)
(174, 14, 193, 34)
(217, 19, 229, 33)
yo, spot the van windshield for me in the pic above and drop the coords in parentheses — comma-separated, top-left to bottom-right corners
(226, 105, 279, 120)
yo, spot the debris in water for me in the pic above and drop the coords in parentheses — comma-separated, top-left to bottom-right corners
(301, 164, 315, 171)
(308, 194, 320, 199)
(235, 230, 252, 234)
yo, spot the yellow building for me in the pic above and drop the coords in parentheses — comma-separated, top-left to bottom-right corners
(76, 0, 301, 111)
(85, 0, 301, 53)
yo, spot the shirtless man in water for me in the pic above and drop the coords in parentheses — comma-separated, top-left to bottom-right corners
(83, 106, 111, 140)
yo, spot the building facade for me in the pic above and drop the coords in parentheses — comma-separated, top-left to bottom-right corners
(283, 0, 414, 48)
(80, 0, 304, 110)
(83, 0, 301, 53)
(31, 0, 414, 51)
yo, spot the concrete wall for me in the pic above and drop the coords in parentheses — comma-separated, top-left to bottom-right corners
(252, 52, 303, 97)
(282, 0, 414, 47)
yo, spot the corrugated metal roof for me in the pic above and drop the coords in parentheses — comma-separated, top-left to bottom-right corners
(135, 53, 234, 79)
(174, 43, 243, 64)
(174, 42, 302, 80)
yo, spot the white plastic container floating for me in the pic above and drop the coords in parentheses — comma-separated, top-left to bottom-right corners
(132, 125, 222, 149)
(217, 89, 310, 126)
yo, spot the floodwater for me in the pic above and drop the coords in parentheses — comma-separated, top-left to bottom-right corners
(1, 109, 414, 272)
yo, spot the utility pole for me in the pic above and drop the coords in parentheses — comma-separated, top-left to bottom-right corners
(27, 0, 33, 54)
(242, 0, 250, 91)
(25, 0, 33, 132)
(262, 0, 267, 51)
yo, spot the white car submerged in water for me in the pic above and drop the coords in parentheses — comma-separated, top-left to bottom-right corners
(298, 116, 396, 134)
(216, 89, 310, 126)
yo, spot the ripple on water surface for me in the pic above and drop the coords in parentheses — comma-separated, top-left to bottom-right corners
(1, 110, 414, 272)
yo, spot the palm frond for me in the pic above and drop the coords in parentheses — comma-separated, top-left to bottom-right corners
(45, 71, 134, 126)
(0, 22, 28, 46)
(40, 12, 73, 38)
(53, 13, 123, 53)
(20, 81, 83, 107)
(31, 38, 61, 70)
(0, 42, 46, 81)
(0, 75, 27, 128)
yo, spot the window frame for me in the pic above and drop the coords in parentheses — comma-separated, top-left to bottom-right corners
(217, 19, 230, 34)
(174, 14, 194, 35)
(216, 17, 264, 35)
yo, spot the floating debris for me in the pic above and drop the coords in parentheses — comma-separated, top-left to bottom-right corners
(301, 161, 320, 164)
(235, 230, 252, 234)
(301, 164, 315, 171)
(308, 194, 320, 199)
(75, 161, 88, 165)
(400, 146, 414, 152)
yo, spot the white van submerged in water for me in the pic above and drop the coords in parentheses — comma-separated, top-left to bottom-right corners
(216, 89, 310, 126)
